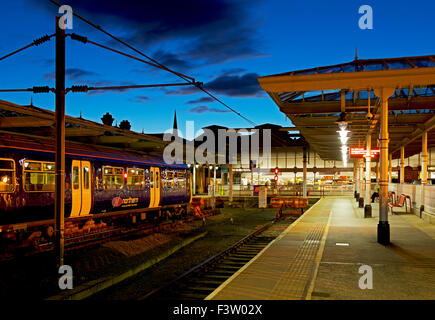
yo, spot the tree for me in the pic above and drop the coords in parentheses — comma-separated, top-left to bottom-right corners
(101, 112, 114, 126)
(119, 120, 131, 130)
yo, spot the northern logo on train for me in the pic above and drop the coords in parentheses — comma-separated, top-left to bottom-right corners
(112, 196, 123, 208)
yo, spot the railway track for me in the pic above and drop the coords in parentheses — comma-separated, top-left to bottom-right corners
(140, 215, 297, 300)
(1, 208, 219, 261)
(0, 221, 162, 261)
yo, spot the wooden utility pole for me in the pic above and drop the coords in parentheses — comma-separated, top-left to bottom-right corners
(54, 16, 66, 268)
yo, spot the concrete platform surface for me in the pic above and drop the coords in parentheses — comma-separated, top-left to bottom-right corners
(206, 197, 435, 300)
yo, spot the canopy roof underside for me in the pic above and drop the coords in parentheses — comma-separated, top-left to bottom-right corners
(0, 100, 168, 156)
(259, 55, 435, 161)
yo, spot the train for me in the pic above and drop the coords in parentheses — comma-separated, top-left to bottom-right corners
(0, 131, 192, 252)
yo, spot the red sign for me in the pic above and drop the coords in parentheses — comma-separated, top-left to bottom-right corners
(349, 148, 379, 159)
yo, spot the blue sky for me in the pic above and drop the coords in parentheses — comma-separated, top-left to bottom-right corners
(0, 0, 434, 134)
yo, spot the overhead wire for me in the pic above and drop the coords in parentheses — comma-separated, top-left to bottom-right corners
(0, 34, 54, 62)
(48, 0, 258, 127)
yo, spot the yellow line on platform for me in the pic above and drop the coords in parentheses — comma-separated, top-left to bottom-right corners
(205, 198, 323, 300)
(305, 209, 332, 300)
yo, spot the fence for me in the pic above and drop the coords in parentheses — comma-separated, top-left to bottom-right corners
(202, 184, 354, 197)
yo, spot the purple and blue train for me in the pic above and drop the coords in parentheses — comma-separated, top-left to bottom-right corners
(0, 131, 192, 249)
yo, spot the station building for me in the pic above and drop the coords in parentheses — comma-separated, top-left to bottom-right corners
(1, 97, 434, 208)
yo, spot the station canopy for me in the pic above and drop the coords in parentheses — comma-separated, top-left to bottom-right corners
(258, 55, 435, 161)
(0, 100, 168, 156)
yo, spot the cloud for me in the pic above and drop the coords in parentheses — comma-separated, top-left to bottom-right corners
(185, 27, 264, 65)
(129, 95, 151, 103)
(186, 97, 215, 104)
(167, 71, 263, 97)
(220, 68, 246, 76)
(189, 106, 231, 114)
(152, 50, 193, 70)
(30, 0, 263, 66)
(44, 68, 99, 81)
(204, 72, 262, 97)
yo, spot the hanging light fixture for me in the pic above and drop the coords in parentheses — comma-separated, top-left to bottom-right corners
(336, 112, 349, 167)
(336, 112, 348, 130)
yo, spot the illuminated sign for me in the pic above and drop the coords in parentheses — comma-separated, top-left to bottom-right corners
(349, 148, 380, 159)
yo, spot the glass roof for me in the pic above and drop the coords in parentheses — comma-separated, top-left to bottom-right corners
(274, 55, 435, 77)
(282, 86, 435, 103)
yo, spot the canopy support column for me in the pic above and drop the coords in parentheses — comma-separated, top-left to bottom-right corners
(376, 162, 379, 183)
(193, 163, 196, 195)
(399, 146, 405, 195)
(303, 146, 307, 197)
(388, 153, 393, 183)
(400, 146, 405, 184)
(365, 134, 372, 217)
(421, 131, 428, 214)
(375, 87, 394, 245)
(214, 165, 217, 196)
(421, 131, 428, 185)
(354, 161, 358, 199)
(359, 158, 364, 207)
(212, 164, 216, 209)
(229, 164, 233, 203)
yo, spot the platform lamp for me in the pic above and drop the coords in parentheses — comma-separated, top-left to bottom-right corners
(336, 112, 348, 131)
(336, 112, 349, 166)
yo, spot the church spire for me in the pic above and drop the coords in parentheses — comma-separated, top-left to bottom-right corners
(173, 110, 178, 131)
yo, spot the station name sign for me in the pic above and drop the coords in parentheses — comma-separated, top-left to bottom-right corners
(349, 147, 380, 159)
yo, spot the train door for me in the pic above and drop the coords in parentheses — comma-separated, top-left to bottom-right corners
(149, 167, 161, 208)
(71, 160, 92, 217)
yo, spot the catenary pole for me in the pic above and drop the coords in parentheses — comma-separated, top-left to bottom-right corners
(54, 16, 66, 268)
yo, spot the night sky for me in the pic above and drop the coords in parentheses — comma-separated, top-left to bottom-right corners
(0, 0, 434, 134)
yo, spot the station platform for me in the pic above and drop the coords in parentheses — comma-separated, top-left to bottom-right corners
(206, 197, 435, 300)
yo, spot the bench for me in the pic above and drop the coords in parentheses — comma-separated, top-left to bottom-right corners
(388, 191, 396, 204)
(388, 193, 412, 215)
(271, 197, 309, 218)
(372, 191, 395, 203)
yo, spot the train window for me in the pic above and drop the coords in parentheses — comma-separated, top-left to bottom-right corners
(23, 160, 55, 192)
(127, 168, 145, 190)
(176, 172, 185, 179)
(166, 171, 174, 189)
(102, 166, 124, 190)
(0, 159, 15, 193)
(83, 166, 90, 190)
(43, 163, 54, 171)
(150, 170, 154, 187)
(155, 171, 159, 188)
(72, 166, 80, 189)
(176, 171, 185, 189)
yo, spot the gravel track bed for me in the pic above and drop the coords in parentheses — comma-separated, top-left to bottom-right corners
(0, 199, 318, 300)
(90, 206, 305, 300)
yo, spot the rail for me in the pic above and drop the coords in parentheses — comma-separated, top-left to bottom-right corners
(140, 217, 282, 300)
